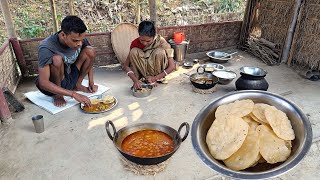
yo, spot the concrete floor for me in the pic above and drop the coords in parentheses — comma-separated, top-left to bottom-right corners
(1, 49, 320, 180)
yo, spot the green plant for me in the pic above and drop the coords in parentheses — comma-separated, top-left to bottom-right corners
(216, 0, 242, 13)
(14, 12, 46, 39)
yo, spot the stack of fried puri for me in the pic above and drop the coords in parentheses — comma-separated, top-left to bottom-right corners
(206, 99, 295, 171)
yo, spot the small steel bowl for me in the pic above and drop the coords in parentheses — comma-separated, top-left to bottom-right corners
(131, 84, 153, 98)
(191, 90, 312, 179)
(183, 61, 194, 69)
(212, 70, 237, 85)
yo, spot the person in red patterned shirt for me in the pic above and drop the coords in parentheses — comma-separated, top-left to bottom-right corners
(123, 20, 175, 90)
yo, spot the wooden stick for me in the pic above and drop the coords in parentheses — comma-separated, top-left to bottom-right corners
(258, 38, 280, 50)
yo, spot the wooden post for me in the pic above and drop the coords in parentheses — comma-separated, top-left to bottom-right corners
(0, 88, 11, 122)
(148, 0, 157, 27)
(238, 0, 257, 49)
(0, 0, 16, 38)
(0, 0, 27, 76)
(69, 0, 75, 15)
(136, 0, 141, 24)
(281, 0, 303, 63)
(287, 1, 304, 66)
(49, 0, 59, 32)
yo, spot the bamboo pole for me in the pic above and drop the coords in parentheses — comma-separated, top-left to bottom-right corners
(287, 1, 304, 66)
(136, 0, 141, 24)
(49, 0, 58, 32)
(0, 0, 16, 38)
(0, 0, 27, 76)
(69, 0, 75, 15)
(281, 0, 303, 63)
(148, 0, 157, 27)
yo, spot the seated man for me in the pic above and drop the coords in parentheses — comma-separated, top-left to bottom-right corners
(36, 15, 97, 107)
(123, 20, 175, 89)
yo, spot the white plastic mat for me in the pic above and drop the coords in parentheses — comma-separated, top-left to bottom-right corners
(24, 80, 110, 114)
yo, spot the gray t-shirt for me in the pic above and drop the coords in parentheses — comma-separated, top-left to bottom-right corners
(38, 31, 90, 72)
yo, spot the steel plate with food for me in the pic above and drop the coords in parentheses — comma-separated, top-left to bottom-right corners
(105, 121, 189, 165)
(191, 90, 312, 179)
(80, 95, 118, 114)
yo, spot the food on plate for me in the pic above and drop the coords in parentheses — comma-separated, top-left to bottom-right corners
(121, 130, 174, 158)
(264, 106, 295, 140)
(242, 115, 260, 132)
(215, 99, 254, 118)
(206, 99, 295, 170)
(82, 95, 116, 113)
(223, 126, 260, 170)
(194, 77, 213, 84)
(90, 98, 101, 105)
(137, 87, 150, 93)
(102, 95, 115, 104)
(249, 112, 266, 124)
(257, 125, 292, 164)
(251, 103, 271, 124)
(206, 115, 249, 160)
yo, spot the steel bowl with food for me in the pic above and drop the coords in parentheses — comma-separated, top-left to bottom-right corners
(105, 121, 190, 165)
(189, 72, 219, 90)
(191, 90, 312, 179)
(212, 70, 237, 85)
(197, 63, 225, 73)
(131, 84, 153, 98)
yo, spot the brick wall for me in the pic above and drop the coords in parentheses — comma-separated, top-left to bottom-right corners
(0, 40, 20, 92)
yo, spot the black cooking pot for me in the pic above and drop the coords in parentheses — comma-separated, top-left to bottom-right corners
(235, 66, 269, 91)
(189, 72, 219, 89)
(105, 121, 190, 165)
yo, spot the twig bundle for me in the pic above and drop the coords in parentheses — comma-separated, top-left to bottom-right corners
(245, 36, 280, 66)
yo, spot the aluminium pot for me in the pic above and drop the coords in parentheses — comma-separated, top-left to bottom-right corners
(105, 121, 190, 165)
(189, 72, 219, 90)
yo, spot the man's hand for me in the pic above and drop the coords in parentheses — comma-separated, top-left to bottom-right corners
(89, 83, 98, 93)
(72, 92, 92, 107)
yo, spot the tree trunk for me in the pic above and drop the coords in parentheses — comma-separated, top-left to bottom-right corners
(49, 0, 59, 32)
(69, 0, 75, 15)
(148, 0, 157, 27)
(136, 0, 141, 24)
(0, 0, 16, 38)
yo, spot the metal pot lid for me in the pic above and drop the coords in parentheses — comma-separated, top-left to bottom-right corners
(240, 66, 267, 77)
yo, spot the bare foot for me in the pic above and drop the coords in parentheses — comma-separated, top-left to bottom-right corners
(54, 95, 66, 107)
(74, 84, 91, 93)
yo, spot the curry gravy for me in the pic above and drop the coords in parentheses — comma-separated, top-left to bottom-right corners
(121, 130, 174, 158)
(83, 102, 113, 113)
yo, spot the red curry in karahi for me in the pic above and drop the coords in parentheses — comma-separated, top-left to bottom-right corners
(121, 130, 175, 158)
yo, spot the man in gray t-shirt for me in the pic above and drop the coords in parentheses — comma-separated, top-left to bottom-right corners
(36, 16, 97, 107)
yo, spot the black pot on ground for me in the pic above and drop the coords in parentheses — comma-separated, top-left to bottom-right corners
(235, 66, 269, 91)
